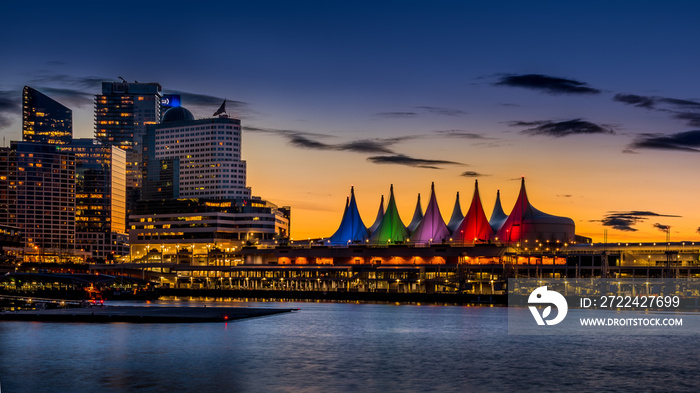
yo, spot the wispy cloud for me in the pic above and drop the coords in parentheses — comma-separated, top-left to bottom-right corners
(513, 119, 615, 137)
(28, 73, 105, 89)
(367, 154, 462, 169)
(612, 94, 656, 109)
(165, 90, 245, 108)
(495, 74, 601, 95)
(372, 111, 418, 118)
(35, 87, 93, 108)
(673, 112, 700, 127)
(337, 139, 395, 154)
(0, 90, 20, 128)
(627, 130, 700, 152)
(594, 211, 680, 232)
(244, 126, 407, 154)
(506, 120, 548, 127)
(288, 134, 333, 150)
(557, 194, 573, 198)
(460, 171, 488, 177)
(653, 223, 671, 232)
(414, 106, 467, 116)
(614, 93, 700, 127)
(433, 130, 489, 139)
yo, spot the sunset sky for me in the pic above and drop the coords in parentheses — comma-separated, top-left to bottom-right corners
(2, 1, 700, 242)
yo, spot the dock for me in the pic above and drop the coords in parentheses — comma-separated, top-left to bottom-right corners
(0, 306, 297, 323)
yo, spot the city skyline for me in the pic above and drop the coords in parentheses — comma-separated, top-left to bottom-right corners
(2, 1, 700, 242)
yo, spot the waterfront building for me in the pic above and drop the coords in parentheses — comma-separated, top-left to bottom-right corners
(496, 178, 575, 243)
(95, 81, 162, 210)
(61, 139, 127, 260)
(128, 105, 290, 264)
(128, 197, 290, 264)
(0, 148, 16, 228)
(22, 86, 72, 145)
(144, 106, 250, 199)
(8, 142, 77, 262)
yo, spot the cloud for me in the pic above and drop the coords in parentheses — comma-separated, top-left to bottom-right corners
(367, 154, 462, 169)
(35, 87, 94, 108)
(628, 130, 700, 152)
(244, 126, 405, 154)
(557, 194, 573, 198)
(460, 171, 488, 177)
(653, 223, 671, 232)
(434, 130, 489, 139)
(612, 94, 656, 109)
(673, 112, 700, 127)
(614, 93, 700, 127)
(697, 227, 700, 234)
(659, 97, 700, 109)
(516, 119, 615, 137)
(0, 90, 20, 128)
(506, 120, 548, 127)
(288, 134, 333, 150)
(164, 90, 249, 116)
(414, 106, 467, 116)
(372, 111, 418, 118)
(28, 73, 105, 89)
(495, 74, 601, 95)
(595, 211, 680, 232)
(337, 140, 394, 154)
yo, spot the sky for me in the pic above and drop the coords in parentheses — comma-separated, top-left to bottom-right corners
(2, 1, 700, 242)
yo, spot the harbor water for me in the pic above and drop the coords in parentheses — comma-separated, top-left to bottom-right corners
(0, 300, 698, 392)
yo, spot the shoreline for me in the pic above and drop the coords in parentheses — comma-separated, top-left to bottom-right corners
(156, 288, 507, 306)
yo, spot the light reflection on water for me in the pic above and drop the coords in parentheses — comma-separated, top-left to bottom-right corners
(0, 300, 699, 392)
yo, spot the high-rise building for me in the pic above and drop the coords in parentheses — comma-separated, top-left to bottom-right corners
(144, 106, 250, 199)
(61, 139, 127, 260)
(94, 81, 162, 210)
(10, 142, 76, 261)
(129, 106, 290, 262)
(0, 148, 16, 227)
(22, 86, 72, 145)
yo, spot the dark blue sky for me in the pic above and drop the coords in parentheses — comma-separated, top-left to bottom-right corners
(2, 1, 700, 240)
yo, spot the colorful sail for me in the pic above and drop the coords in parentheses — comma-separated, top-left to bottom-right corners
(489, 190, 509, 232)
(446, 192, 464, 233)
(368, 195, 384, 235)
(369, 185, 408, 244)
(407, 194, 423, 233)
(496, 177, 575, 243)
(454, 180, 494, 243)
(328, 186, 369, 245)
(410, 183, 450, 243)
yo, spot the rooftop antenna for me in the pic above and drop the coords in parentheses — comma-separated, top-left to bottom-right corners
(118, 76, 127, 83)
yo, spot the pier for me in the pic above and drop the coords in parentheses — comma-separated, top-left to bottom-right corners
(0, 306, 297, 323)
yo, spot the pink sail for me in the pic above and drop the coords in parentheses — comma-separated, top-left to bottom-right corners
(410, 183, 450, 244)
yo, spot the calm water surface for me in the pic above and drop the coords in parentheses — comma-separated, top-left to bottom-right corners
(1, 299, 699, 392)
